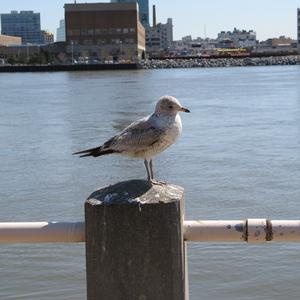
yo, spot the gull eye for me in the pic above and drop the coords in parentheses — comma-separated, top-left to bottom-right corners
(168, 105, 173, 109)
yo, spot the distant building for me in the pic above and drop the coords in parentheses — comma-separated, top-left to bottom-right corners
(0, 44, 40, 58)
(0, 10, 42, 44)
(254, 35, 297, 55)
(146, 18, 173, 51)
(0, 34, 22, 46)
(265, 36, 294, 47)
(41, 30, 54, 44)
(111, 0, 149, 27)
(64, 2, 145, 61)
(217, 28, 257, 48)
(217, 38, 235, 49)
(181, 36, 192, 43)
(56, 19, 66, 42)
(298, 9, 300, 52)
(146, 5, 173, 54)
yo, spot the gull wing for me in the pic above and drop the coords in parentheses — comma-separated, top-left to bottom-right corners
(104, 116, 165, 153)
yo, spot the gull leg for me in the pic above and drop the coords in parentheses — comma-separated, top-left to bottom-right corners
(144, 159, 151, 181)
(149, 159, 166, 185)
(149, 159, 154, 180)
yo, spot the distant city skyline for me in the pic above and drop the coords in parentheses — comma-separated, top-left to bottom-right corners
(0, 0, 298, 41)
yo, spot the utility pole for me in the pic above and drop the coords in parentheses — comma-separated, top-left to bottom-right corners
(71, 41, 74, 64)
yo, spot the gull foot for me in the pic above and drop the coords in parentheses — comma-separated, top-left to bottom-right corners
(149, 179, 167, 185)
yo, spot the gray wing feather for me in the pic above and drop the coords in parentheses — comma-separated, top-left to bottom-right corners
(107, 116, 165, 153)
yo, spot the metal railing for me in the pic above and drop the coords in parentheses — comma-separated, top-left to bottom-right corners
(2, 181, 299, 300)
(1, 219, 300, 244)
(184, 219, 300, 243)
(0, 222, 84, 243)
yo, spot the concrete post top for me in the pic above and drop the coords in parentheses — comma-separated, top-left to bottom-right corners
(86, 179, 184, 206)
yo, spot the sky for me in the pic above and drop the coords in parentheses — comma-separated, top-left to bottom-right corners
(0, 0, 299, 41)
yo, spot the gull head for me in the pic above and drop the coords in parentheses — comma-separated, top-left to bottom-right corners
(155, 95, 190, 114)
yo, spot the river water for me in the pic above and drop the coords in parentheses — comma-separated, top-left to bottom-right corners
(0, 66, 300, 299)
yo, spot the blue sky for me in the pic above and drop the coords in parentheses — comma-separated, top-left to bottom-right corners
(0, 0, 298, 40)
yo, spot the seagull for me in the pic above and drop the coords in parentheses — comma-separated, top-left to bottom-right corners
(73, 95, 190, 184)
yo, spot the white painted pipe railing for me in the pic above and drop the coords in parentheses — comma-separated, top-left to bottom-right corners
(0, 222, 85, 243)
(1, 219, 300, 244)
(184, 219, 300, 243)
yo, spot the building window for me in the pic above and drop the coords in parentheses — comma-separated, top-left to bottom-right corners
(124, 38, 134, 44)
(83, 39, 93, 45)
(129, 28, 135, 33)
(123, 28, 129, 34)
(81, 28, 88, 35)
(88, 29, 94, 35)
(97, 39, 106, 45)
(111, 38, 120, 44)
(68, 29, 80, 36)
(109, 28, 116, 34)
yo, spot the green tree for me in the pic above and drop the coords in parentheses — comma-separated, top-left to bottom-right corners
(17, 55, 27, 64)
(7, 56, 16, 65)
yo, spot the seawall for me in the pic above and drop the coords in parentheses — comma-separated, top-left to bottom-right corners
(0, 63, 139, 73)
(1, 56, 299, 72)
(140, 55, 300, 69)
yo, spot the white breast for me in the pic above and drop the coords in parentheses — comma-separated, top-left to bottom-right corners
(144, 114, 182, 159)
(165, 114, 182, 143)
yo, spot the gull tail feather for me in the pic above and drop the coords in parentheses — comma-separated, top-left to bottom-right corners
(73, 146, 116, 158)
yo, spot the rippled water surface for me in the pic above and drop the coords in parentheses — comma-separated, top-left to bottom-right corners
(1, 66, 300, 299)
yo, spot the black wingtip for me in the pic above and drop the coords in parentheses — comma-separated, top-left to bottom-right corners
(72, 146, 101, 156)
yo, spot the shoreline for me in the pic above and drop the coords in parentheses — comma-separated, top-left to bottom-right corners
(140, 55, 300, 69)
(0, 63, 138, 73)
(0, 55, 299, 72)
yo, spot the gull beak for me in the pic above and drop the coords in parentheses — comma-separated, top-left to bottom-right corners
(180, 107, 190, 113)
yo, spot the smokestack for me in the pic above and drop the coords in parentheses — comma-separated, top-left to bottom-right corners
(152, 5, 156, 27)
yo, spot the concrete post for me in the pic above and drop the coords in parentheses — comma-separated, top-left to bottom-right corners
(85, 179, 186, 300)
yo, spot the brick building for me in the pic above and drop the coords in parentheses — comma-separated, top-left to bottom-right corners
(64, 2, 145, 62)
